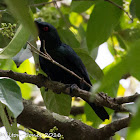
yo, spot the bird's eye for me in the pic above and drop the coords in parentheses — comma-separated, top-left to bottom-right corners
(43, 27, 49, 31)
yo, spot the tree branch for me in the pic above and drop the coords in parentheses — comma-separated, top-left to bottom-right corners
(99, 115, 131, 139)
(0, 69, 136, 139)
(114, 93, 140, 105)
(17, 99, 131, 140)
(18, 99, 98, 140)
(0, 69, 139, 112)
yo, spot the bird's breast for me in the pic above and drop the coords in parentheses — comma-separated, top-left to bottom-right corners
(39, 54, 80, 86)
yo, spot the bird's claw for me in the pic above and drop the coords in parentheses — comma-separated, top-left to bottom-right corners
(70, 84, 78, 97)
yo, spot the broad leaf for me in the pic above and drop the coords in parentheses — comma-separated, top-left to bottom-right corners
(71, 1, 94, 13)
(0, 102, 19, 140)
(86, 0, 123, 51)
(0, 78, 23, 118)
(130, 0, 136, 19)
(41, 88, 72, 116)
(75, 49, 103, 80)
(58, 28, 80, 48)
(135, 0, 140, 20)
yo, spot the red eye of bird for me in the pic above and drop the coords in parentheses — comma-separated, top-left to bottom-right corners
(43, 27, 49, 31)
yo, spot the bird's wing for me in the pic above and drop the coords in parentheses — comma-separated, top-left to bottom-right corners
(55, 44, 92, 86)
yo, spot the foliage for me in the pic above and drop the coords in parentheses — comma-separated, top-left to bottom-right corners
(0, 0, 140, 139)
(0, 78, 23, 140)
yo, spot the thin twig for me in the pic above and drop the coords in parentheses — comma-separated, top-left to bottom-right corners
(104, 0, 133, 22)
(27, 41, 92, 88)
(43, 40, 47, 55)
(30, 0, 62, 7)
(42, 40, 53, 60)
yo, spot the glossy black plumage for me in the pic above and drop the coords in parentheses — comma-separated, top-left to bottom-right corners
(35, 20, 109, 121)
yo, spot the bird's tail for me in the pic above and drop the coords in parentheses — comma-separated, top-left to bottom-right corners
(87, 101, 109, 121)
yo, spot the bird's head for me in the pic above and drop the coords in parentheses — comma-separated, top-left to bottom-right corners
(35, 20, 61, 48)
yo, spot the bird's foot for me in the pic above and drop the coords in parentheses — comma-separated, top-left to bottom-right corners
(70, 84, 78, 97)
(64, 84, 78, 97)
(70, 84, 78, 92)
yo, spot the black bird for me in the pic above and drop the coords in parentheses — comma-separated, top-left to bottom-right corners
(35, 20, 109, 121)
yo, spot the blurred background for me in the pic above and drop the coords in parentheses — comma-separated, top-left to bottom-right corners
(0, 0, 140, 139)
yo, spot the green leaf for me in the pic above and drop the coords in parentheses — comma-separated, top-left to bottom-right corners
(0, 25, 30, 59)
(0, 0, 6, 10)
(0, 33, 11, 48)
(125, 41, 140, 80)
(5, 0, 37, 37)
(0, 102, 13, 134)
(115, 34, 127, 50)
(75, 49, 103, 80)
(0, 59, 13, 70)
(41, 88, 72, 116)
(78, 25, 89, 51)
(107, 39, 116, 56)
(86, 0, 123, 51)
(71, 1, 94, 13)
(58, 28, 80, 48)
(135, 0, 140, 20)
(0, 78, 23, 118)
(1, 12, 16, 24)
(130, 0, 136, 19)
(0, 103, 19, 140)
